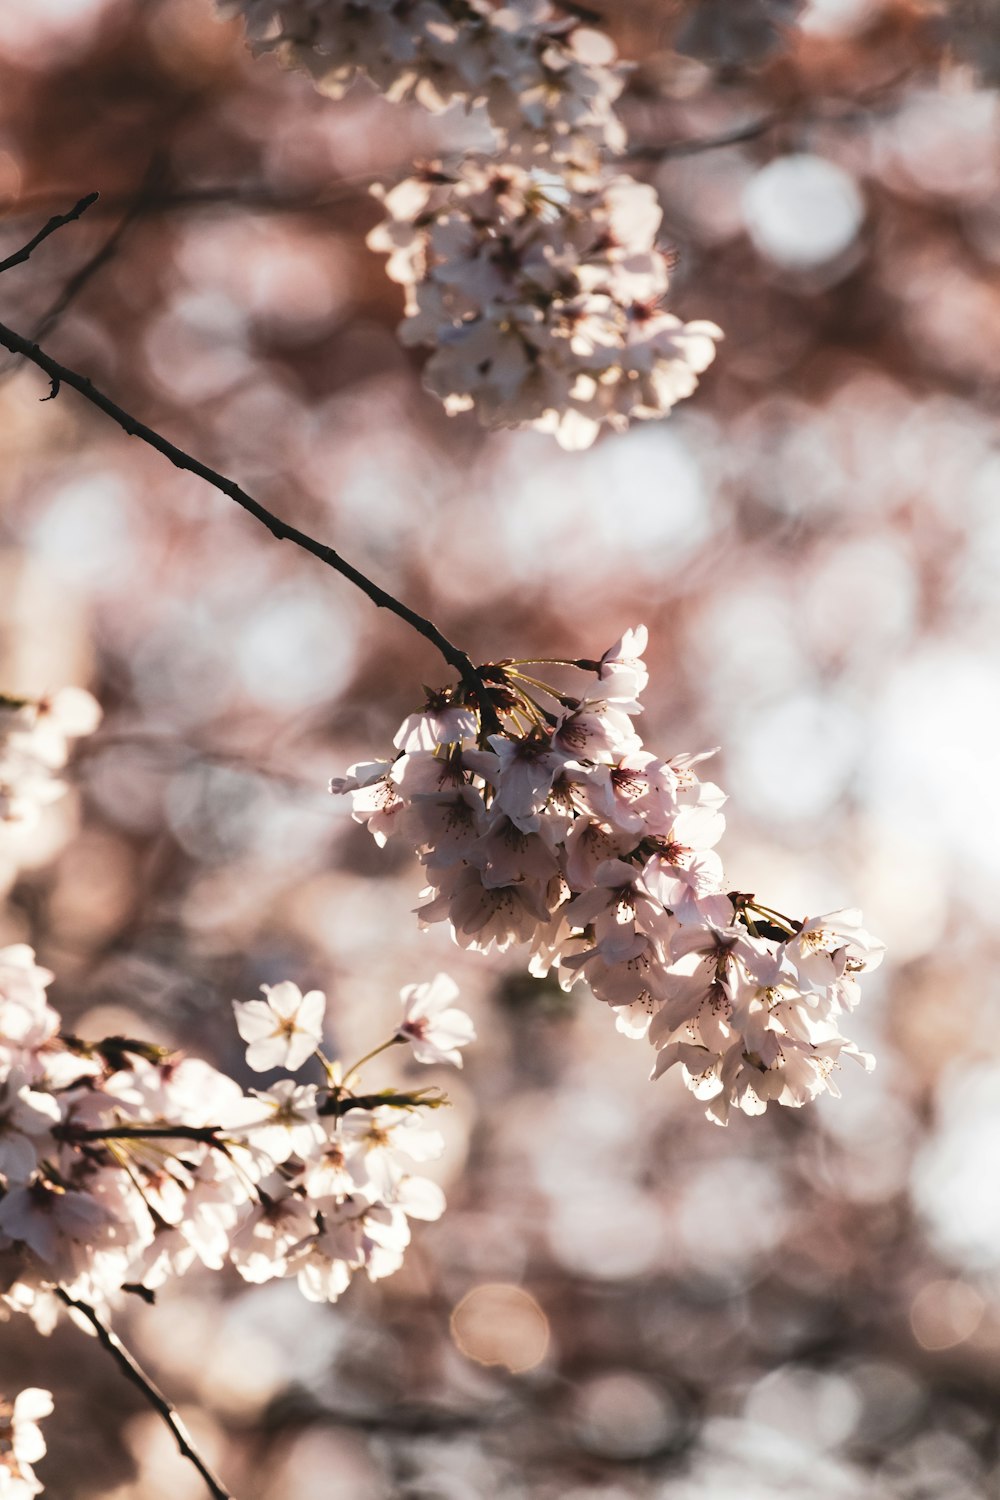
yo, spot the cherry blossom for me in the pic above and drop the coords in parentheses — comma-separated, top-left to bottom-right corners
(0, 1072, 60, 1185)
(0, 946, 458, 1325)
(222, 0, 625, 166)
(368, 159, 721, 448)
(0, 688, 101, 831)
(331, 623, 882, 1124)
(233, 981, 326, 1072)
(222, 3, 722, 443)
(397, 973, 476, 1067)
(0, 1387, 52, 1499)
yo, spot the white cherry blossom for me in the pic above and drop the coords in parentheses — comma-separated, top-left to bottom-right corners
(0, 1387, 52, 1499)
(238, 1080, 327, 1165)
(0, 687, 101, 831)
(233, 981, 326, 1072)
(331, 623, 881, 1125)
(369, 159, 721, 448)
(0, 1073, 60, 1185)
(397, 973, 476, 1067)
(222, 0, 625, 166)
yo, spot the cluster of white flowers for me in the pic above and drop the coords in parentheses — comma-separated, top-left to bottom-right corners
(223, 0, 625, 166)
(223, 1, 722, 446)
(0, 951, 472, 1325)
(332, 625, 883, 1124)
(0, 689, 101, 829)
(0, 1388, 52, 1499)
(369, 159, 721, 448)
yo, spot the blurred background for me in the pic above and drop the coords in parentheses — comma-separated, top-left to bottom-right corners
(2, 0, 1000, 1494)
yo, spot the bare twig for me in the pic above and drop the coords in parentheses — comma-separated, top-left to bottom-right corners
(0, 311, 500, 731)
(55, 1288, 236, 1500)
(556, 0, 605, 22)
(0, 166, 162, 381)
(28, 166, 162, 348)
(0, 175, 379, 222)
(0, 192, 99, 275)
(630, 114, 778, 159)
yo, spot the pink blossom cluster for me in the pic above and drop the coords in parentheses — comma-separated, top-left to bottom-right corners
(224, 1, 722, 445)
(368, 160, 721, 448)
(0, 689, 101, 828)
(223, 0, 625, 166)
(0, 951, 471, 1326)
(0, 1387, 52, 1499)
(332, 626, 883, 1124)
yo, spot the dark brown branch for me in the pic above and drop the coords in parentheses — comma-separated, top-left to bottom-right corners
(0, 169, 160, 382)
(323, 1089, 448, 1116)
(55, 1288, 236, 1500)
(1, 176, 378, 221)
(0, 313, 500, 731)
(0, 193, 99, 275)
(628, 115, 778, 159)
(556, 0, 605, 22)
(60, 1124, 224, 1144)
(63, 1087, 444, 1143)
(26, 164, 162, 350)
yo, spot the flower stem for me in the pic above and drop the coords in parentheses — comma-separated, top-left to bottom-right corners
(342, 1035, 405, 1081)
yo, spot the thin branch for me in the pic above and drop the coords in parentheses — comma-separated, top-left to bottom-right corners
(55, 1288, 236, 1500)
(0, 175, 379, 221)
(322, 1089, 448, 1115)
(0, 193, 99, 275)
(0, 167, 162, 382)
(0, 311, 500, 731)
(628, 115, 778, 159)
(62, 1087, 444, 1144)
(27, 164, 162, 349)
(556, 0, 605, 21)
(60, 1124, 224, 1144)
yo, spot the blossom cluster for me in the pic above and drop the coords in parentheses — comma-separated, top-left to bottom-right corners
(0, 951, 472, 1326)
(0, 1387, 52, 1499)
(223, 0, 625, 166)
(224, 1, 722, 446)
(332, 626, 883, 1124)
(369, 160, 721, 448)
(0, 689, 101, 829)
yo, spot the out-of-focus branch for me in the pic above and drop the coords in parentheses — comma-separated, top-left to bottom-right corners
(556, 0, 605, 21)
(0, 192, 99, 275)
(0, 312, 501, 731)
(55, 1288, 236, 1500)
(0, 163, 163, 380)
(629, 114, 778, 159)
(1, 176, 378, 221)
(26, 165, 162, 348)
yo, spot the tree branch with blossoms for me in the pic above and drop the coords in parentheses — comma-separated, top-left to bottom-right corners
(54, 1290, 235, 1500)
(0, 313, 501, 734)
(220, 0, 722, 448)
(0, 939, 475, 1497)
(331, 626, 884, 1126)
(0, 3, 894, 1493)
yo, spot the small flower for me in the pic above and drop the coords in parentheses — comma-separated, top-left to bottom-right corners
(397, 975, 476, 1068)
(239, 1080, 327, 1165)
(0, 1386, 53, 1497)
(0, 1070, 61, 1185)
(233, 982, 326, 1072)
